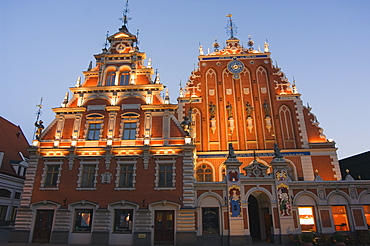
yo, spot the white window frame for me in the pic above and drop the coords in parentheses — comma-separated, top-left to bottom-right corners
(115, 158, 137, 191)
(76, 159, 99, 190)
(154, 156, 176, 190)
(40, 160, 63, 190)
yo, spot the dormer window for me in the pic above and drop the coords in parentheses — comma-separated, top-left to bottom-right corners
(106, 71, 116, 86)
(120, 71, 130, 85)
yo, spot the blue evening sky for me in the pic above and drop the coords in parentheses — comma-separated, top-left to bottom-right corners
(1, 0, 369, 159)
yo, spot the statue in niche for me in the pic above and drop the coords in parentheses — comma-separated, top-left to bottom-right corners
(229, 187, 241, 217)
(245, 102, 254, 118)
(34, 120, 44, 140)
(226, 102, 233, 119)
(180, 117, 191, 136)
(263, 100, 270, 117)
(209, 102, 216, 119)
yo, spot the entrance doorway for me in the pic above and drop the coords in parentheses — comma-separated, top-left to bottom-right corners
(154, 210, 174, 245)
(32, 210, 54, 243)
(248, 195, 261, 239)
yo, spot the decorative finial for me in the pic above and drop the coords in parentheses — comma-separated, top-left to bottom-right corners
(273, 143, 283, 159)
(61, 92, 69, 107)
(213, 37, 219, 52)
(179, 80, 184, 97)
(147, 58, 152, 68)
(292, 76, 298, 94)
(225, 14, 237, 39)
(165, 88, 170, 104)
(87, 61, 93, 71)
(136, 29, 140, 47)
(346, 169, 350, 174)
(75, 76, 81, 87)
(103, 31, 109, 51)
(264, 39, 269, 53)
(119, 0, 132, 27)
(154, 69, 160, 84)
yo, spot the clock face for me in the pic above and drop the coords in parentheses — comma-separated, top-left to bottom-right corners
(116, 43, 126, 53)
(227, 59, 244, 74)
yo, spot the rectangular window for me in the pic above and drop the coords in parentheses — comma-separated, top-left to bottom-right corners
(363, 205, 370, 228)
(120, 71, 130, 85)
(87, 123, 101, 140)
(0, 205, 8, 221)
(114, 209, 133, 232)
(45, 165, 59, 187)
(81, 165, 96, 188)
(119, 165, 134, 188)
(158, 164, 173, 187)
(331, 205, 349, 231)
(74, 209, 93, 232)
(122, 122, 136, 140)
(298, 207, 316, 232)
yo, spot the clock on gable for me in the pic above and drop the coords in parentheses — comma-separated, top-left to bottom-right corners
(227, 58, 244, 79)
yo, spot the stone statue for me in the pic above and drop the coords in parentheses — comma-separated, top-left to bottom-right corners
(263, 100, 270, 117)
(34, 120, 44, 140)
(180, 117, 191, 136)
(228, 143, 236, 159)
(245, 102, 254, 117)
(273, 143, 283, 158)
(209, 102, 216, 118)
(226, 102, 233, 119)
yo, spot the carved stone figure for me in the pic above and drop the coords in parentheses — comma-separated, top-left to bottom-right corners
(273, 143, 283, 158)
(228, 143, 236, 159)
(226, 102, 233, 119)
(245, 102, 254, 117)
(180, 117, 191, 136)
(263, 100, 270, 117)
(34, 120, 44, 140)
(209, 102, 216, 119)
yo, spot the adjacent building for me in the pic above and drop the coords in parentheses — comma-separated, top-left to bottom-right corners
(11, 13, 370, 246)
(0, 117, 29, 242)
(339, 151, 370, 180)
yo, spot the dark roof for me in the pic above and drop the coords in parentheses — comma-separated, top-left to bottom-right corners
(0, 116, 30, 176)
(339, 150, 370, 180)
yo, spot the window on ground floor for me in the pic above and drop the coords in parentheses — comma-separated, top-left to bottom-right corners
(331, 205, 349, 231)
(298, 206, 316, 232)
(74, 209, 93, 232)
(114, 209, 133, 233)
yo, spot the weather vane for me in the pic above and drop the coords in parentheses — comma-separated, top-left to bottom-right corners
(225, 14, 238, 38)
(136, 29, 140, 46)
(119, 0, 132, 27)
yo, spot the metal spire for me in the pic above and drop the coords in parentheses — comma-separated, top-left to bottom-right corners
(226, 14, 237, 39)
(33, 97, 43, 140)
(119, 0, 132, 27)
(103, 31, 109, 51)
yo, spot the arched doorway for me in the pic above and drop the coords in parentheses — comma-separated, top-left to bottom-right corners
(248, 191, 272, 242)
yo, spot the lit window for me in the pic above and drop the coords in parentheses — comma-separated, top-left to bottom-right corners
(87, 123, 101, 140)
(122, 122, 137, 140)
(331, 205, 349, 231)
(0, 205, 8, 221)
(74, 209, 93, 232)
(119, 165, 134, 188)
(120, 71, 130, 85)
(159, 164, 173, 187)
(298, 207, 316, 232)
(106, 71, 116, 86)
(114, 209, 133, 232)
(363, 205, 370, 228)
(196, 164, 213, 182)
(45, 165, 59, 187)
(81, 165, 96, 188)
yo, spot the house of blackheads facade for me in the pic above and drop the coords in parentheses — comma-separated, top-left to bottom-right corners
(10, 14, 370, 246)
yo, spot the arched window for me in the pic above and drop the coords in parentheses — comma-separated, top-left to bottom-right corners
(106, 71, 116, 86)
(120, 71, 130, 85)
(0, 189, 11, 198)
(196, 164, 213, 182)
